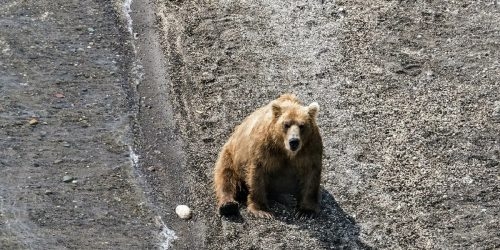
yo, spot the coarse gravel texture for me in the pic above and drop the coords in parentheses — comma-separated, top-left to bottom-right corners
(0, 0, 160, 248)
(156, 0, 500, 249)
(0, 0, 499, 249)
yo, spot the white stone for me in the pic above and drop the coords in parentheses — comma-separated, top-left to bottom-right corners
(175, 205, 192, 220)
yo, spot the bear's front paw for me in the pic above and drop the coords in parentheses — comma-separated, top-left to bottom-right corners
(295, 208, 318, 219)
(247, 206, 273, 219)
(219, 201, 240, 216)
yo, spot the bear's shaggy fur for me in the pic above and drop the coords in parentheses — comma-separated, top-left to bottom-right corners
(214, 94, 323, 218)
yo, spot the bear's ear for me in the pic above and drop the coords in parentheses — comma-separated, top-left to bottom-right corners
(307, 102, 320, 118)
(272, 101, 282, 118)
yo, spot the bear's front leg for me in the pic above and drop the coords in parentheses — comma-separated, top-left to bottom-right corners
(246, 163, 273, 219)
(296, 162, 321, 219)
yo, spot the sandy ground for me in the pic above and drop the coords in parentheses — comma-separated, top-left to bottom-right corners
(1, 0, 499, 249)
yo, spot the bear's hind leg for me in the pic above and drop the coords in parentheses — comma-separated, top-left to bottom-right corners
(214, 149, 240, 216)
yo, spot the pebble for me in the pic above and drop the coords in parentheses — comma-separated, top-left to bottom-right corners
(493, 101, 500, 116)
(175, 205, 192, 219)
(63, 175, 74, 183)
(202, 137, 214, 143)
(461, 175, 473, 184)
(153, 216, 164, 229)
(29, 118, 39, 125)
(45, 190, 53, 195)
(54, 159, 63, 164)
(201, 72, 215, 83)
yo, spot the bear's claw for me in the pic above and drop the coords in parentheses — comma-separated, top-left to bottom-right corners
(219, 201, 239, 216)
(295, 209, 318, 219)
(248, 207, 273, 219)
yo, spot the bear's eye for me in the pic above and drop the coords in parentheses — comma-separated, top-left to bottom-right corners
(283, 122, 291, 129)
(298, 124, 305, 129)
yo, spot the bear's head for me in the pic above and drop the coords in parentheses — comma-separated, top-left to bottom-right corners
(271, 98, 319, 156)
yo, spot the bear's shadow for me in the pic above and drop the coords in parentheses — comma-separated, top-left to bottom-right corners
(269, 189, 371, 249)
(271, 189, 371, 249)
(222, 188, 371, 248)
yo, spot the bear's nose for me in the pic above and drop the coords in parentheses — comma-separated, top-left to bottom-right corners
(289, 138, 300, 151)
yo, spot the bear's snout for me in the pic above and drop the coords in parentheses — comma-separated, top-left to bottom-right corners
(289, 138, 301, 151)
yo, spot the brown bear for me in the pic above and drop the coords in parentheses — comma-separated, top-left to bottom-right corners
(214, 94, 323, 219)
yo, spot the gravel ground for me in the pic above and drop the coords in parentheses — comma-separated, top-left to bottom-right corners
(0, 0, 159, 248)
(0, 0, 499, 249)
(156, 0, 500, 249)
